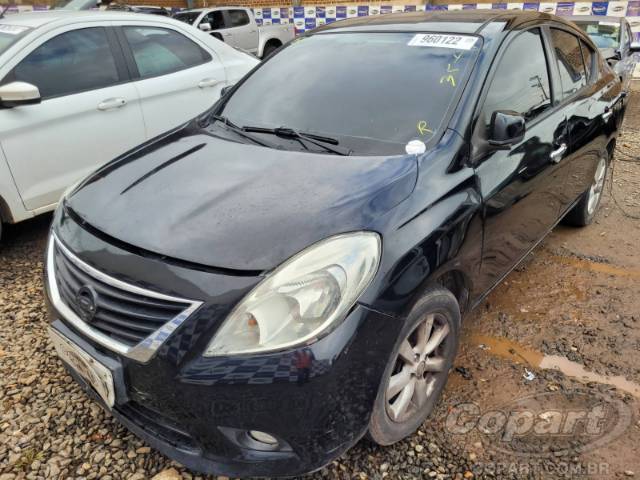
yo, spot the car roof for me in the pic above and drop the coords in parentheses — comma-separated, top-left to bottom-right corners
(179, 6, 246, 13)
(314, 10, 580, 36)
(565, 15, 623, 23)
(0, 10, 171, 29)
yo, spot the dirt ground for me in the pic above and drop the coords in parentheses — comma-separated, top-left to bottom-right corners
(1, 87, 640, 480)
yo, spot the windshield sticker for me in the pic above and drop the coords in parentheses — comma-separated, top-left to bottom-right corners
(440, 51, 465, 88)
(406, 139, 427, 155)
(408, 33, 478, 50)
(440, 63, 459, 87)
(0, 25, 29, 36)
(417, 120, 434, 136)
(598, 21, 620, 26)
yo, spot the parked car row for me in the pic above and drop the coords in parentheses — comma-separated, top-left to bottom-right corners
(0, 11, 258, 240)
(34, 9, 626, 478)
(569, 15, 640, 94)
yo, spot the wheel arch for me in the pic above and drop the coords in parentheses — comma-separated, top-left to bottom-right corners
(0, 193, 14, 224)
(261, 38, 282, 57)
(606, 138, 616, 160)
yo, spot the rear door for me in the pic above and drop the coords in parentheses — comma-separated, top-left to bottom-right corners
(217, 9, 258, 53)
(0, 24, 146, 211)
(116, 22, 227, 139)
(547, 27, 612, 212)
(620, 20, 635, 92)
(473, 27, 571, 292)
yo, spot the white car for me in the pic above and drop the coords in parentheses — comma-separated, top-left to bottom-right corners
(0, 11, 258, 239)
(173, 7, 295, 58)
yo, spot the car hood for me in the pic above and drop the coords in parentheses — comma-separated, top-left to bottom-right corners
(66, 126, 418, 271)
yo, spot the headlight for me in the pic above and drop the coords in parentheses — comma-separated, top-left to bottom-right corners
(204, 231, 381, 356)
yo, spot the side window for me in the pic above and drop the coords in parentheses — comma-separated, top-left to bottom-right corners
(483, 29, 552, 129)
(550, 28, 587, 99)
(123, 27, 211, 78)
(203, 11, 225, 30)
(9, 27, 120, 99)
(580, 40, 596, 82)
(228, 9, 250, 28)
(625, 23, 633, 51)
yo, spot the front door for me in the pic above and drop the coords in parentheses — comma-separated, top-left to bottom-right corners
(473, 28, 571, 294)
(0, 26, 146, 211)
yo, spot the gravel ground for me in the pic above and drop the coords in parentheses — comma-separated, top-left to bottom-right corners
(2, 87, 640, 480)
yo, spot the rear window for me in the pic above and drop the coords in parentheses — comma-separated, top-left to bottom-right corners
(228, 9, 250, 28)
(0, 25, 31, 56)
(218, 32, 480, 155)
(173, 11, 201, 24)
(123, 26, 210, 78)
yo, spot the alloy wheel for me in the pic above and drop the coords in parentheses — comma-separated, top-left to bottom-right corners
(385, 313, 451, 423)
(587, 157, 607, 215)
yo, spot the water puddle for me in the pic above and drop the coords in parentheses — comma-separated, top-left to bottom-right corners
(550, 255, 640, 279)
(469, 334, 640, 399)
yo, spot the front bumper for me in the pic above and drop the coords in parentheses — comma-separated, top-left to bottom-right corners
(45, 216, 401, 477)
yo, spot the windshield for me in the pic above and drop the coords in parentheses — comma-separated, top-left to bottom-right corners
(216, 32, 480, 156)
(173, 11, 200, 24)
(575, 21, 621, 49)
(0, 25, 31, 56)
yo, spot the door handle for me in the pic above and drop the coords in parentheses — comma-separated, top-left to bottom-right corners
(602, 108, 614, 121)
(97, 98, 126, 111)
(198, 78, 221, 89)
(550, 143, 567, 163)
(222, 32, 232, 37)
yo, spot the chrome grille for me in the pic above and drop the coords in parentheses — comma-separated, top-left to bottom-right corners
(47, 234, 202, 362)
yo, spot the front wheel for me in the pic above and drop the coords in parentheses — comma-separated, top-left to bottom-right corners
(563, 154, 608, 227)
(368, 287, 460, 445)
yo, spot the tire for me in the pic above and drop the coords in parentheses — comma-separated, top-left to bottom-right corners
(368, 287, 461, 445)
(563, 154, 608, 227)
(262, 43, 279, 59)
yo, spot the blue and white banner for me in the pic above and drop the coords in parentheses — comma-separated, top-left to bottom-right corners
(3, 1, 640, 40)
(249, 1, 640, 38)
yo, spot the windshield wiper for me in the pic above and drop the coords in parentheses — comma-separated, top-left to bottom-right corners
(207, 115, 278, 149)
(242, 126, 351, 156)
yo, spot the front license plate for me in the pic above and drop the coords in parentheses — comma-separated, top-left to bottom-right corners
(49, 328, 115, 407)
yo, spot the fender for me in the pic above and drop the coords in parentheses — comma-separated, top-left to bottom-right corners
(0, 142, 30, 224)
(364, 131, 483, 318)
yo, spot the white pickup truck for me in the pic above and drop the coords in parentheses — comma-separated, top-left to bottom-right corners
(173, 6, 294, 58)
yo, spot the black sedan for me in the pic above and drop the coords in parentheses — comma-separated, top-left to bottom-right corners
(45, 10, 622, 477)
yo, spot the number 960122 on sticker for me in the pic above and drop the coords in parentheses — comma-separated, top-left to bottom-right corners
(408, 33, 478, 50)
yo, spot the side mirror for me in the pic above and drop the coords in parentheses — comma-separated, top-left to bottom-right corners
(198, 23, 212, 32)
(630, 41, 640, 52)
(0, 81, 41, 108)
(488, 110, 525, 147)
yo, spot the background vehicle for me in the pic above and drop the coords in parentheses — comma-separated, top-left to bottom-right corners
(0, 11, 257, 241)
(568, 15, 640, 94)
(46, 10, 621, 477)
(173, 6, 294, 58)
(106, 3, 171, 16)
